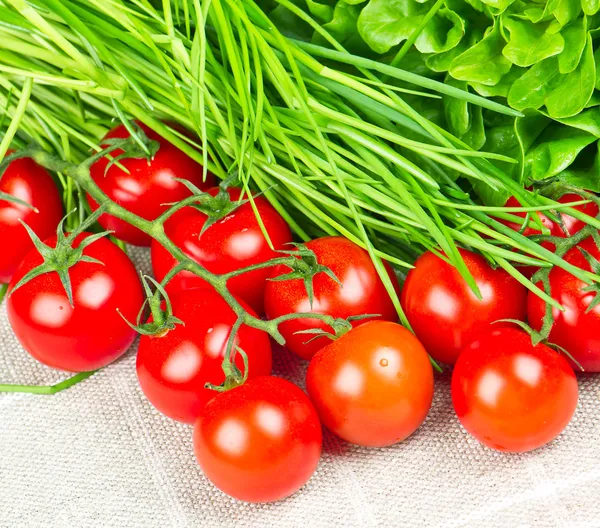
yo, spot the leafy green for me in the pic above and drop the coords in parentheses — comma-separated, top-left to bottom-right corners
(443, 75, 471, 136)
(471, 67, 525, 96)
(502, 17, 565, 67)
(582, 0, 600, 16)
(306, 0, 335, 23)
(272, 0, 599, 191)
(554, 107, 600, 136)
(357, 0, 465, 54)
(552, 0, 582, 26)
(508, 57, 562, 111)
(558, 17, 587, 73)
(462, 103, 486, 148)
(524, 126, 598, 179)
(313, 1, 366, 51)
(545, 34, 596, 118)
(449, 22, 512, 84)
(559, 142, 600, 190)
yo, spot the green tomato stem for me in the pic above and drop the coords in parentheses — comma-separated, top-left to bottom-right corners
(0, 370, 97, 394)
(15, 146, 348, 348)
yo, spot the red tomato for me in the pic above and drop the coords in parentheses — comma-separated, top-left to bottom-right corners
(136, 288, 272, 423)
(264, 236, 400, 360)
(401, 248, 527, 365)
(0, 154, 63, 283)
(500, 194, 598, 276)
(151, 187, 292, 314)
(452, 327, 578, 453)
(502, 193, 597, 238)
(528, 236, 600, 371)
(193, 376, 322, 502)
(7, 233, 143, 372)
(306, 321, 433, 447)
(88, 121, 215, 246)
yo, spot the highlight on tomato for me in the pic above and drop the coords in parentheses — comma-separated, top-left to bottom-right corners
(264, 236, 400, 360)
(136, 288, 272, 423)
(151, 186, 292, 315)
(88, 121, 216, 246)
(0, 154, 63, 284)
(193, 376, 322, 503)
(528, 236, 600, 372)
(306, 321, 433, 447)
(452, 327, 578, 453)
(401, 248, 527, 365)
(7, 233, 144, 372)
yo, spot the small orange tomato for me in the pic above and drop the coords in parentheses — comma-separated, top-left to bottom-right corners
(306, 321, 434, 447)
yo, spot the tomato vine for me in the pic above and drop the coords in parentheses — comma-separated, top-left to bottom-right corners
(0, 138, 364, 393)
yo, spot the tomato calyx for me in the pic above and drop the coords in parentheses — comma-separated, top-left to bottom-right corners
(119, 274, 184, 337)
(9, 209, 111, 306)
(101, 122, 160, 175)
(169, 180, 249, 236)
(294, 314, 378, 344)
(269, 243, 341, 309)
(496, 319, 584, 371)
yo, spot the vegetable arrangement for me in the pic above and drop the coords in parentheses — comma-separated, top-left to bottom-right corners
(0, 0, 599, 506)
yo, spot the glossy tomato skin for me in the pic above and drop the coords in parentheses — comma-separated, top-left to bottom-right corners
(7, 233, 144, 372)
(452, 327, 578, 453)
(193, 376, 322, 503)
(501, 194, 598, 277)
(502, 193, 597, 238)
(528, 236, 600, 371)
(0, 155, 63, 283)
(401, 248, 527, 365)
(264, 236, 400, 360)
(151, 187, 292, 314)
(88, 121, 215, 246)
(306, 321, 433, 447)
(136, 288, 272, 423)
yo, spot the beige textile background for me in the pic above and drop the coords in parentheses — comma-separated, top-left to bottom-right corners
(1, 248, 600, 528)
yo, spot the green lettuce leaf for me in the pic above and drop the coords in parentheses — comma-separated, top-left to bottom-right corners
(557, 17, 587, 73)
(449, 21, 512, 84)
(357, 0, 465, 54)
(502, 17, 564, 67)
(508, 57, 563, 111)
(545, 34, 595, 118)
(523, 126, 598, 179)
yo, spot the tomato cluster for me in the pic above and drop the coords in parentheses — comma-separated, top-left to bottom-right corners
(2, 124, 597, 504)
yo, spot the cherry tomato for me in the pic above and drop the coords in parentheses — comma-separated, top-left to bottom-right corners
(502, 193, 597, 238)
(88, 121, 215, 246)
(401, 248, 527, 365)
(193, 376, 322, 502)
(0, 154, 63, 283)
(7, 233, 143, 372)
(528, 236, 600, 371)
(500, 193, 598, 277)
(264, 236, 400, 360)
(151, 187, 292, 314)
(306, 321, 433, 447)
(452, 327, 578, 453)
(136, 288, 272, 423)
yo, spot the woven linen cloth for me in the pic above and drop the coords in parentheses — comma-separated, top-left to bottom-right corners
(1, 247, 600, 528)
